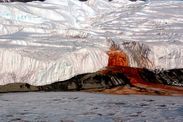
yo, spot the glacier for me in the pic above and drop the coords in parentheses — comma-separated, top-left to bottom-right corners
(0, 0, 183, 86)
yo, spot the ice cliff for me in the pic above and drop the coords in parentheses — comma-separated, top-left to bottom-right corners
(0, 0, 183, 85)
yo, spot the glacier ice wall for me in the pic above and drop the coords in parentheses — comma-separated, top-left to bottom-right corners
(0, 0, 183, 85)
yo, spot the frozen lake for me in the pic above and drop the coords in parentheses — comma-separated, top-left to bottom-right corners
(0, 92, 183, 122)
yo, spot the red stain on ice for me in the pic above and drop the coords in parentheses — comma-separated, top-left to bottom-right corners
(107, 49, 129, 67)
(104, 48, 183, 95)
(99, 66, 183, 95)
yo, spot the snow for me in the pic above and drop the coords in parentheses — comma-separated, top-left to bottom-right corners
(0, 92, 183, 122)
(0, 0, 183, 85)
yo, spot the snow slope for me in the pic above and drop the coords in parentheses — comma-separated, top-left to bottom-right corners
(0, 0, 183, 85)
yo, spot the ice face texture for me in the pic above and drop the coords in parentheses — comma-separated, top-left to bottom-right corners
(0, 0, 183, 85)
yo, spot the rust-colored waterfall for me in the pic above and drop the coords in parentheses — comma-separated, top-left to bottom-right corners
(100, 48, 183, 96)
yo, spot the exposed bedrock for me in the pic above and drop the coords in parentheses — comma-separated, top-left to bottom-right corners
(0, 67, 183, 95)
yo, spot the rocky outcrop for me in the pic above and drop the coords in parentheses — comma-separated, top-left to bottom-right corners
(0, 67, 183, 96)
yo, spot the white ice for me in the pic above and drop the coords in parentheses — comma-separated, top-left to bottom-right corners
(0, 0, 183, 85)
